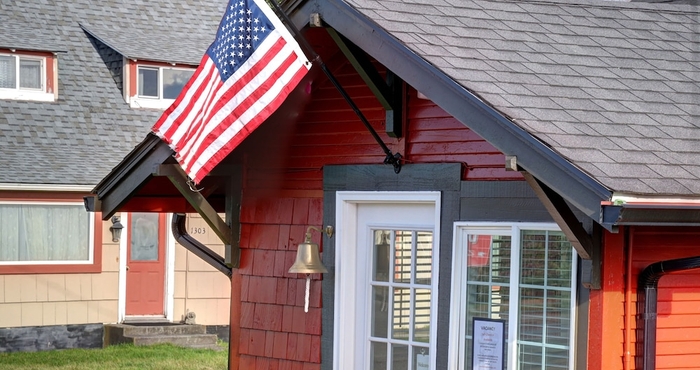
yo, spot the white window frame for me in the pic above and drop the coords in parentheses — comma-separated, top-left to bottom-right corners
(334, 191, 441, 370)
(130, 65, 194, 109)
(0, 200, 95, 265)
(0, 53, 54, 102)
(448, 222, 578, 370)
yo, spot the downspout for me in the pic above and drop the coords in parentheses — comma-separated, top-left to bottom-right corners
(171, 213, 232, 279)
(637, 256, 700, 370)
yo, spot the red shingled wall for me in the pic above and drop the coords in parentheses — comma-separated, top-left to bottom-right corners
(229, 55, 518, 368)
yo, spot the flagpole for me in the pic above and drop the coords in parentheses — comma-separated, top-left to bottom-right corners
(268, 1, 402, 174)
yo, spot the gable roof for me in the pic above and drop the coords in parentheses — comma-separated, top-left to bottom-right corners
(0, 0, 223, 187)
(322, 0, 700, 200)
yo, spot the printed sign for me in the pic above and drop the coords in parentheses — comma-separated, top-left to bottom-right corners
(416, 351, 429, 370)
(471, 318, 505, 370)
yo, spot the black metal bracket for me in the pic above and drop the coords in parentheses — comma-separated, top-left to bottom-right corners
(325, 28, 404, 138)
(268, 5, 402, 174)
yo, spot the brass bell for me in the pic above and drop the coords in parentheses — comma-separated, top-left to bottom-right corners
(289, 226, 328, 274)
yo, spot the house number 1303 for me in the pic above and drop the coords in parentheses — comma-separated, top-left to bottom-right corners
(190, 227, 206, 235)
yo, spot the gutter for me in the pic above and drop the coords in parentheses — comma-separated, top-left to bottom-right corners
(637, 256, 700, 370)
(171, 213, 232, 279)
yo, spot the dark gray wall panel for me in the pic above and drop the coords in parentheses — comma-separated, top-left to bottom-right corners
(0, 324, 103, 353)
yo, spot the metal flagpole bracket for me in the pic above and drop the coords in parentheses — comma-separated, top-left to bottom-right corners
(269, 3, 402, 174)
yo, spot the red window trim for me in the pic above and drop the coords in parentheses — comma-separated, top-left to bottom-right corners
(0, 191, 102, 274)
(0, 48, 55, 94)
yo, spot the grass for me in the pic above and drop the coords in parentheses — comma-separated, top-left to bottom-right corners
(0, 343, 229, 370)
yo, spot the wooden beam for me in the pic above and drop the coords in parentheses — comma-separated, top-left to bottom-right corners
(522, 171, 593, 259)
(154, 164, 232, 246)
(326, 28, 403, 137)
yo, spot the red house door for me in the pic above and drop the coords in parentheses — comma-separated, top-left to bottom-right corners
(126, 213, 166, 316)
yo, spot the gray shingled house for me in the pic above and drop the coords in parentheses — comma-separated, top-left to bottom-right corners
(85, 0, 700, 368)
(0, 0, 236, 352)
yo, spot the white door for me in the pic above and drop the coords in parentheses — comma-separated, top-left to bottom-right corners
(335, 192, 441, 370)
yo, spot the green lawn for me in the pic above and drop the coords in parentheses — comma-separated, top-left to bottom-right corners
(0, 343, 228, 370)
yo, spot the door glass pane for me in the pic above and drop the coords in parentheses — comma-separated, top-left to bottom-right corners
(415, 231, 432, 285)
(518, 344, 542, 370)
(391, 344, 408, 370)
(413, 346, 430, 370)
(130, 213, 159, 261)
(373, 230, 390, 282)
(0, 55, 16, 88)
(518, 287, 544, 343)
(138, 67, 159, 97)
(545, 347, 569, 369)
(547, 232, 573, 287)
(392, 287, 410, 340)
(521, 231, 546, 286)
(370, 341, 387, 370)
(372, 286, 389, 338)
(162, 68, 194, 99)
(19, 58, 41, 89)
(394, 231, 412, 283)
(413, 288, 430, 343)
(545, 289, 571, 346)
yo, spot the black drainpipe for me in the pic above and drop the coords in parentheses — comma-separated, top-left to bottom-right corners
(637, 256, 700, 370)
(171, 213, 232, 279)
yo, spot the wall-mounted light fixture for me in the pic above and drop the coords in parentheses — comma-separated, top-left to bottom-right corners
(289, 226, 331, 312)
(109, 216, 124, 243)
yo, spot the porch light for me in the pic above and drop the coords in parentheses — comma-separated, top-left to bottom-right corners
(109, 216, 124, 242)
(289, 226, 330, 312)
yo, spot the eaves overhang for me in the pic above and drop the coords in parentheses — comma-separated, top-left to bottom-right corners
(310, 0, 612, 221)
(602, 203, 700, 228)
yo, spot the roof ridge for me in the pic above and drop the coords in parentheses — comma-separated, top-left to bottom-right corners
(476, 0, 700, 14)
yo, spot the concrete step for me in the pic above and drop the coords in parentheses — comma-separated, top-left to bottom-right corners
(104, 323, 218, 350)
(131, 333, 218, 347)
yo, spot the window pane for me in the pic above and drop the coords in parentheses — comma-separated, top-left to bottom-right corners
(394, 230, 412, 283)
(19, 58, 41, 89)
(546, 289, 571, 346)
(370, 341, 387, 370)
(373, 230, 390, 282)
(413, 288, 431, 343)
(392, 288, 411, 340)
(162, 68, 194, 99)
(547, 232, 573, 287)
(413, 346, 429, 370)
(0, 204, 89, 261)
(518, 344, 543, 370)
(372, 286, 389, 338)
(138, 67, 159, 97)
(391, 344, 408, 370)
(518, 287, 544, 343)
(0, 55, 16, 88)
(415, 231, 432, 285)
(545, 347, 570, 369)
(521, 231, 546, 286)
(130, 213, 159, 261)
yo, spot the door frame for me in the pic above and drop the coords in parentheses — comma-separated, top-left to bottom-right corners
(117, 213, 176, 322)
(333, 191, 441, 370)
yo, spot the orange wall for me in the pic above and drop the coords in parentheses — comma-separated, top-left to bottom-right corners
(589, 226, 700, 370)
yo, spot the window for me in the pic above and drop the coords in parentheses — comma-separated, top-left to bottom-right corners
(0, 202, 94, 264)
(449, 223, 577, 370)
(129, 64, 194, 108)
(0, 51, 55, 102)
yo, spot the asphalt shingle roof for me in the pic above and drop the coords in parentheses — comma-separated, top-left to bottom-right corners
(0, 0, 223, 186)
(344, 0, 700, 196)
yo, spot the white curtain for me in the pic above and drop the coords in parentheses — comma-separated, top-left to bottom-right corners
(0, 55, 16, 89)
(0, 204, 89, 262)
(19, 58, 41, 89)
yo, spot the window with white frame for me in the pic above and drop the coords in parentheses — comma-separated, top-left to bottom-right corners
(131, 65, 194, 109)
(0, 53, 54, 101)
(0, 202, 94, 264)
(449, 223, 577, 370)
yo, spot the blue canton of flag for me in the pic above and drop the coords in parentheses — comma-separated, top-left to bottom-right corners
(152, 0, 311, 184)
(208, 0, 275, 81)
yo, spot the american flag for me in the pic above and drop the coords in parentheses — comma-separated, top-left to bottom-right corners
(152, 0, 310, 183)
